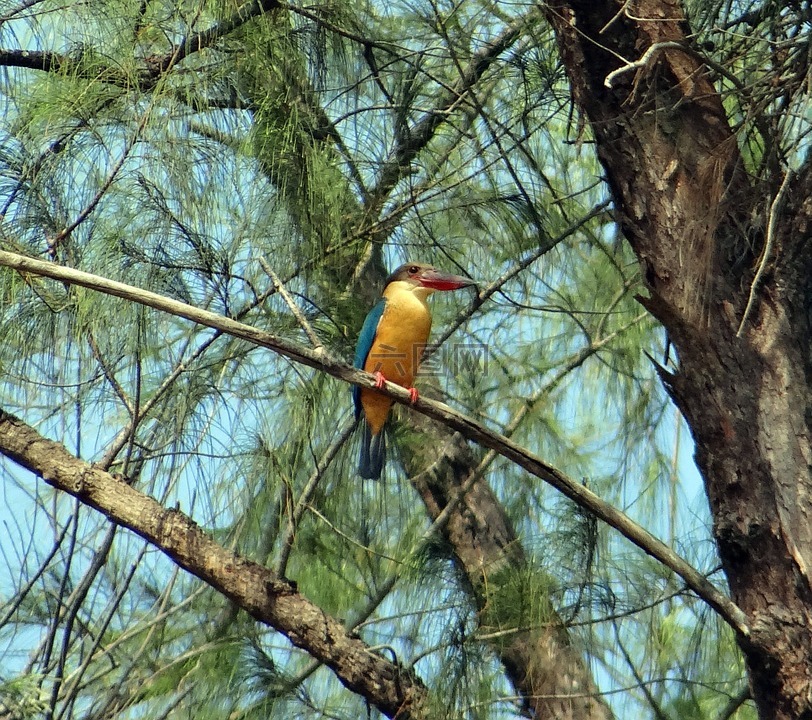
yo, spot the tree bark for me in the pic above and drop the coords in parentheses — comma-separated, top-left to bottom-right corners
(0, 410, 427, 720)
(405, 415, 614, 720)
(543, 2, 812, 718)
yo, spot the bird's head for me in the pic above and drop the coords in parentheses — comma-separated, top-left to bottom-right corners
(385, 262, 477, 298)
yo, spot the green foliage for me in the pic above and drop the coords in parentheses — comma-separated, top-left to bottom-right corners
(0, 0, 792, 718)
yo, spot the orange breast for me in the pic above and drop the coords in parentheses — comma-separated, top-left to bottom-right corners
(361, 289, 432, 435)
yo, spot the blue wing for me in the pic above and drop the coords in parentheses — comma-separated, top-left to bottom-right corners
(353, 299, 386, 420)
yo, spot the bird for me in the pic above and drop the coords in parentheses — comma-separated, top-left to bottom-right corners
(353, 262, 476, 479)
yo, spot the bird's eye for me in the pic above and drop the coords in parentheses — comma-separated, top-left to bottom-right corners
(408, 265, 419, 275)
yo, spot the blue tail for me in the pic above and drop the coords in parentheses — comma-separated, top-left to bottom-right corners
(358, 422, 386, 479)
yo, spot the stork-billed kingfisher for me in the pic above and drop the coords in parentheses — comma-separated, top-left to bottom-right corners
(353, 262, 476, 479)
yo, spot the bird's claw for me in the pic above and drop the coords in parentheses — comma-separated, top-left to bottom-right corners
(371, 372, 417, 403)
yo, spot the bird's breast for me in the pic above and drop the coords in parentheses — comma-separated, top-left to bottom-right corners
(364, 291, 432, 387)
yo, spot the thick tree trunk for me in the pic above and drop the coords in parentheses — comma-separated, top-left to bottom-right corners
(544, 2, 812, 718)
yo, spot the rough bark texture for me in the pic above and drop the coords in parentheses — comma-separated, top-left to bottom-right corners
(543, 2, 812, 718)
(0, 410, 426, 720)
(404, 414, 614, 720)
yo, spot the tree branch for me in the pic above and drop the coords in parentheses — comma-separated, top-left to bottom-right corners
(0, 249, 751, 639)
(0, 0, 281, 89)
(0, 408, 425, 719)
(147, 0, 282, 79)
(367, 8, 539, 209)
(0, 49, 69, 73)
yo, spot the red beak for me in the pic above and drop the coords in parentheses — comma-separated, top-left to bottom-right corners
(418, 269, 477, 291)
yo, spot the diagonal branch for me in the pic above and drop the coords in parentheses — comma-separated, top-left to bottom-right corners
(0, 408, 425, 719)
(0, 249, 751, 638)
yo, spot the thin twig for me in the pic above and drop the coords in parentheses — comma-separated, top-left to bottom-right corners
(276, 419, 356, 577)
(48, 99, 154, 254)
(736, 167, 794, 337)
(259, 258, 325, 352)
(604, 41, 687, 88)
(0, 522, 71, 629)
(604, 39, 745, 92)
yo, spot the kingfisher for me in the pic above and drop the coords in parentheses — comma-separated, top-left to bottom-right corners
(353, 262, 476, 479)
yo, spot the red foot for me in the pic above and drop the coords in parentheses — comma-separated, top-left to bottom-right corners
(371, 372, 418, 403)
